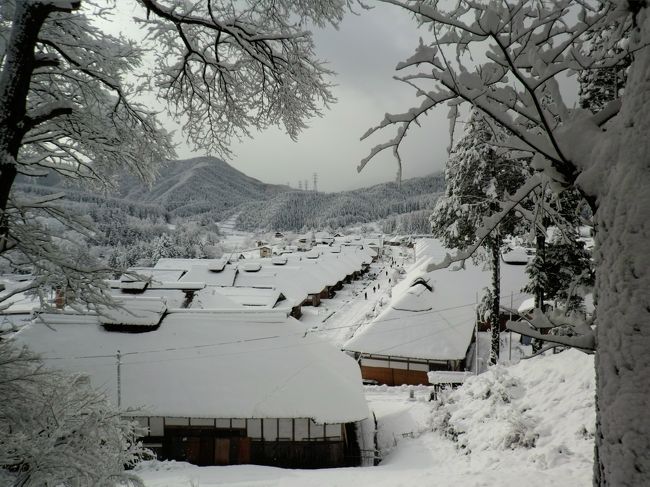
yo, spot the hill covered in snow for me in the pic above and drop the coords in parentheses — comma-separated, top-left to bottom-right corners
(15, 156, 444, 231)
(235, 174, 444, 231)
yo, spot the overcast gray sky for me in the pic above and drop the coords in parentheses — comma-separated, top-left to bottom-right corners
(224, 5, 450, 192)
(108, 3, 451, 192)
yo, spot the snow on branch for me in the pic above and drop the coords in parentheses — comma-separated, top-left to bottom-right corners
(362, 0, 634, 191)
(507, 319, 595, 352)
(425, 175, 542, 272)
(136, 0, 348, 155)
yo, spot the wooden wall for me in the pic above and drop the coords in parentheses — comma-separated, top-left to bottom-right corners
(356, 354, 464, 386)
(131, 416, 357, 468)
(360, 365, 429, 386)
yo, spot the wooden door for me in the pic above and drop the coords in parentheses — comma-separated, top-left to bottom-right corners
(235, 437, 251, 464)
(214, 438, 230, 465)
(185, 437, 201, 464)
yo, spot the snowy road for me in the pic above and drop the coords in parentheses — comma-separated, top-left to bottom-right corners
(300, 252, 408, 347)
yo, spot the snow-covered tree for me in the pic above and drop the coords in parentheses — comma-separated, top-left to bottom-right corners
(578, 22, 631, 113)
(523, 186, 594, 315)
(0, 341, 145, 486)
(431, 110, 526, 364)
(358, 1, 649, 483)
(0, 0, 347, 310)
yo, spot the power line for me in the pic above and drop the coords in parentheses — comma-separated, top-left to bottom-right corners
(37, 291, 527, 363)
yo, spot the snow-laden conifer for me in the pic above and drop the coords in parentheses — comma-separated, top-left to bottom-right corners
(431, 110, 526, 364)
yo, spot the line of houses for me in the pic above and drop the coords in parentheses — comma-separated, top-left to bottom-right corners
(7, 243, 379, 468)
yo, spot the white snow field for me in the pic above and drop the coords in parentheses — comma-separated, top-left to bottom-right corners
(136, 349, 595, 486)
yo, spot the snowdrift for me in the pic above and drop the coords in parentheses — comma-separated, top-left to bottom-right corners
(431, 349, 595, 469)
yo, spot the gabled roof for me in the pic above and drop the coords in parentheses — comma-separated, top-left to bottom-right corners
(15, 312, 368, 423)
(154, 258, 227, 271)
(126, 267, 186, 282)
(344, 281, 476, 361)
(203, 287, 286, 308)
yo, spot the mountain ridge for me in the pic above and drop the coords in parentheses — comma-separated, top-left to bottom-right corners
(15, 156, 444, 230)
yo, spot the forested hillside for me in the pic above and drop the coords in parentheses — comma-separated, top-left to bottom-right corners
(235, 174, 444, 231)
(117, 156, 290, 217)
(15, 156, 444, 232)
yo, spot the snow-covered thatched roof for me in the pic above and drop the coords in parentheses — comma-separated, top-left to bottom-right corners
(344, 281, 477, 361)
(344, 238, 530, 362)
(14, 311, 369, 424)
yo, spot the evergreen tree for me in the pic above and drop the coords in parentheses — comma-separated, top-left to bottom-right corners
(431, 109, 527, 365)
(578, 23, 631, 113)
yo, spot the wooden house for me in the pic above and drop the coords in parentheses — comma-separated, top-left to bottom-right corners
(258, 245, 272, 258)
(15, 310, 369, 469)
(344, 238, 530, 385)
(343, 280, 476, 385)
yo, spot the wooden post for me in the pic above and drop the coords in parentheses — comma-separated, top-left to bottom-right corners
(475, 291, 479, 375)
(509, 292, 513, 361)
(116, 350, 122, 409)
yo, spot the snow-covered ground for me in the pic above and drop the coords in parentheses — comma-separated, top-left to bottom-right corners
(299, 246, 413, 346)
(135, 349, 595, 486)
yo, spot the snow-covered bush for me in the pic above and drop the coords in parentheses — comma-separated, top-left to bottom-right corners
(431, 350, 595, 464)
(433, 367, 538, 452)
(0, 341, 146, 486)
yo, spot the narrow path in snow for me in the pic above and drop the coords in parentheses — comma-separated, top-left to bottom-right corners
(301, 248, 412, 347)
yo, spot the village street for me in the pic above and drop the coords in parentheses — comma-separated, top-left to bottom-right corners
(300, 245, 413, 347)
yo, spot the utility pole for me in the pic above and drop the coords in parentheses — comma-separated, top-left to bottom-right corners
(509, 292, 513, 361)
(304, 179, 309, 191)
(116, 350, 122, 409)
(313, 172, 318, 192)
(475, 292, 479, 375)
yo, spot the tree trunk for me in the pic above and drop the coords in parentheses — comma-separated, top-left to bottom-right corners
(532, 231, 546, 353)
(0, 1, 67, 215)
(489, 233, 501, 365)
(588, 13, 650, 486)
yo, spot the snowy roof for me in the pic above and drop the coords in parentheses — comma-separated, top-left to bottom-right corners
(427, 370, 474, 385)
(206, 287, 285, 308)
(126, 267, 186, 282)
(345, 239, 531, 361)
(14, 312, 368, 423)
(344, 282, 477, 361)
(180, 265, 238, 287)
(154, 258, 227, 271)
(188, 288, 242, 310)
(97, 297, 167, 327)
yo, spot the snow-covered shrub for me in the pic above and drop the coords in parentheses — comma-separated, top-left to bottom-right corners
(431, 350, 595, 468)
(432, 367, 538, 453)
(0, 342, 146, 486)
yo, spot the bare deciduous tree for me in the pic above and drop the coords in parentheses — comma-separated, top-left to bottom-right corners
(0, 0, 347, 310)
